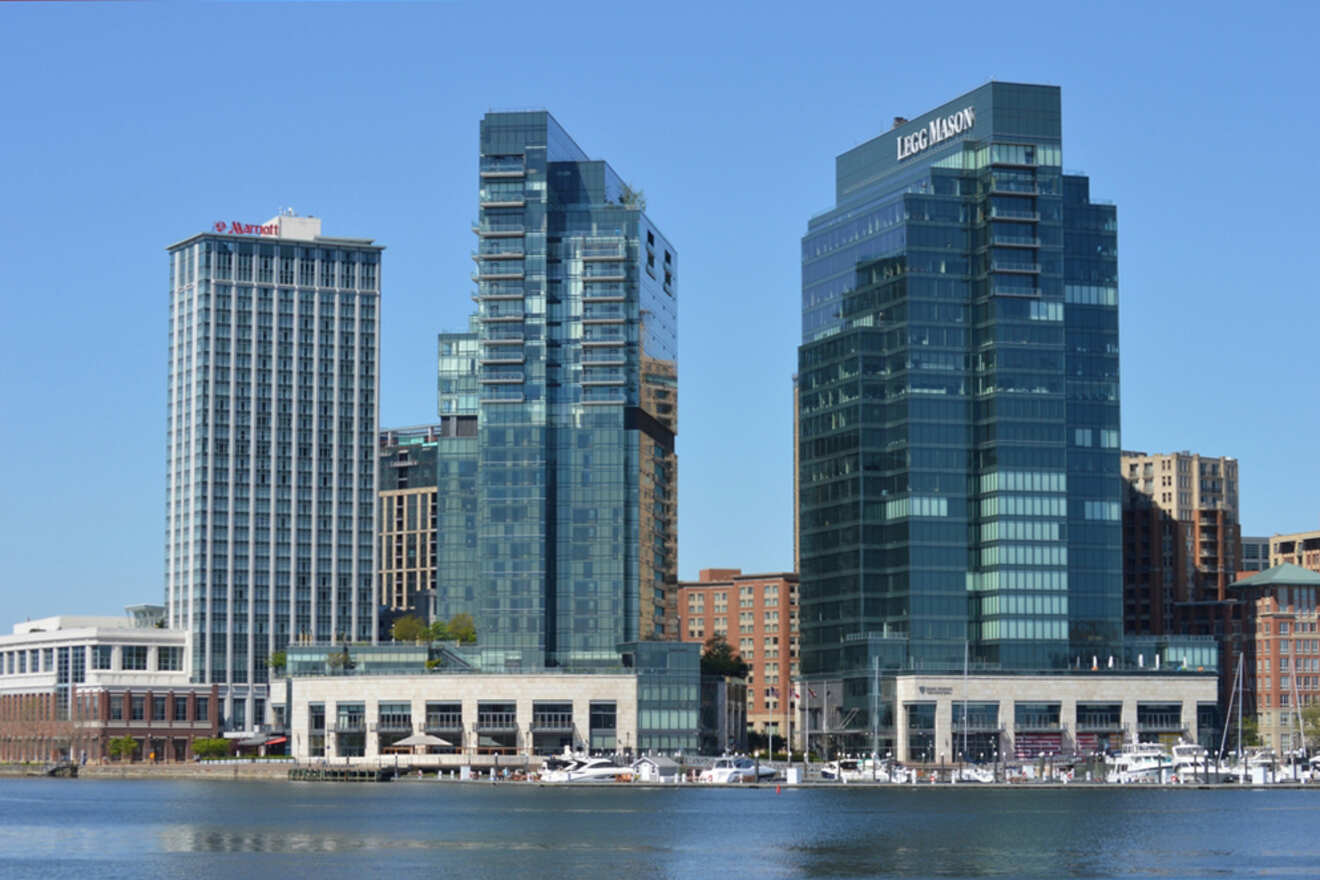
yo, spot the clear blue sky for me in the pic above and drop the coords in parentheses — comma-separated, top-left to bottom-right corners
(0, 1, 1315, 625)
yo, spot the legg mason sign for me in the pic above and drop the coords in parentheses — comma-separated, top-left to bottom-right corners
(896, 106, 975, 161)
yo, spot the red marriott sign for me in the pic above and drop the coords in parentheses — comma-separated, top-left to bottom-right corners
(214, 220, 279, 236)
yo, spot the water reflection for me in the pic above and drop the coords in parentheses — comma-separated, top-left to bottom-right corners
(2, 780, 1320, 879)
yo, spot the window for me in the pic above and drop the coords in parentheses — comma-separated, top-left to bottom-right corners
(195, 697, 209, 722)
(153, 696, 167, 721)
(122, 646, 148, 670)
(131, 695, 145, 721)
(110, 694, 123, 721)
(173, 696, 188, 721)
(92, 645, 113, 670)
(158, 646, 183, 671)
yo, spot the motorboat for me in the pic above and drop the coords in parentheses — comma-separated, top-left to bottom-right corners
(819, 758, 912, 783)
(820, 759, 868, 782)
(1105, 743, 1172, 784)
(1170, 742, 1230, 783)
(951, 764, 995, 784)
(540, 756, 628, 783)
(698, 756, 778, 783)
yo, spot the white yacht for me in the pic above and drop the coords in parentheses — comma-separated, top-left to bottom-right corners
(698, 756, 778, 784)
(1170, 742, 1230, 783)
(540, 756, 628, 783)
(1105, 743, 1172, 783)
(819, 758, 912, 783)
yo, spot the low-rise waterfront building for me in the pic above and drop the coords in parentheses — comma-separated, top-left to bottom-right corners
(0, 607, 218, 762)
(804, 667, 1218, 763)
(270, 640, 701, 763)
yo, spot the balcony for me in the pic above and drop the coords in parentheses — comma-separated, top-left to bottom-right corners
(990, 235, 1040, 248)
(581, 351, 626, 365)
(479, 350, 525, 365)
(581, 244, 626, 261)
(989, 208, 1040, 222)
(472, 220, 525, 237)
(480, 373, 524, 384)
(476, 712, 517, 731)
(991, 261, 1041, 274)
(480, 158, 525, 178)
(1075, 715, 1123, 732)
(531, 712, 574, 732)
(473, 268, 524, 283)
(583, 283, 626, 300)
(990, 182, 1040, 196)
(425, 713, 463, 731)
(472, 248, 525, 261)
(480, 388, 524, 403)
(583, 266, 627, 282)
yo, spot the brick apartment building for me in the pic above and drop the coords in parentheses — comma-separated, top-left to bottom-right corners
(678, 569, 798, 737)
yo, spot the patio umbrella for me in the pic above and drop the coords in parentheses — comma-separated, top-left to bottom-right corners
(389, 733, 452, 751)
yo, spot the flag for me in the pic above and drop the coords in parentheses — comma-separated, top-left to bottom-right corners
(808, 687, 817, 699)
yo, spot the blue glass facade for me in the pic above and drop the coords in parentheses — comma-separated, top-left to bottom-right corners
(797, 84, 1122, 679)
(436, 112, 678, 670)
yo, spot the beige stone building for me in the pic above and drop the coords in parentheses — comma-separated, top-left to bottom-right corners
(1269, 529, 1320, 572)
(1121, 450, 1238, 522)
(799, 670, 1218, 763)
(272, 672, 641, 765)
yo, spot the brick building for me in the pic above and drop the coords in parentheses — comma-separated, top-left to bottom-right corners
(1231, 564, 1320, 754)
(0, 608, 218, 763)
(677, 569, 798, 737)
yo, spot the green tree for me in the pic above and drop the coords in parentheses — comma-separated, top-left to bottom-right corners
(107, 735, 138, 762)
(268, 651, 286, 674)
(700, 633, 750, 678)
(192, 737, 232, 760)
(326, 646, 352, 672)
(1301, 705, 1320, 751)
(446, 612, 477, 644)
(390, 615, 429, 643)
(1240, 716, 1262, 748)
(428, 613, 477, 644)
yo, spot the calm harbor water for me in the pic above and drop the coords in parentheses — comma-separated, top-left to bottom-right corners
(0, 779, 1316, 879)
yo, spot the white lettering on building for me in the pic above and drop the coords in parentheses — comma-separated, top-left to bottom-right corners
(896, 106, 976, 161)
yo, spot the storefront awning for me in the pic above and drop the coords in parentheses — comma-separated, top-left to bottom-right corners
(264, 736, 288, 746)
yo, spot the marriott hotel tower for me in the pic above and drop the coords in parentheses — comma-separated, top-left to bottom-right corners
(165, 215, 382, 729)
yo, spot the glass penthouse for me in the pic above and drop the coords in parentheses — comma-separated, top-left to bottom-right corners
(797, 83, 1124, 682)
(165, 215, 381, 729)
(440, 111, 679, 670)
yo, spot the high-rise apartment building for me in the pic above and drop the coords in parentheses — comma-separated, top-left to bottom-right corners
(435, 111, 678, 670)
(1121, 452, 1243, 712)
(165, 214, 381, 729)
(378, 424, 443, 615)
(795, 84, 1217, 758)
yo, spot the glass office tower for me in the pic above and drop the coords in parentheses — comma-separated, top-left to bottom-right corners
(442, 112, 678, 670)
(165, 215, 381, 728)
(797, 83, 1122, 681)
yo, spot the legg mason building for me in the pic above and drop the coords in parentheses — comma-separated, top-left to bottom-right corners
(796, 83, 1218, 762)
